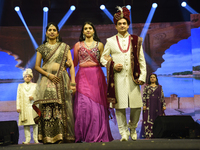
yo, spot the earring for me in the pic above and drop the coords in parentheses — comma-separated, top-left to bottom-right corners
(47, 37, 49, 42)
(57, 37, 59, 42)
(83, 34, 85, 39)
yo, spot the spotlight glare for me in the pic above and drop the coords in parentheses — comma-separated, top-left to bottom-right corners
(43, 7, 49, 12)
(58, 6, 76, 30)
(181, 2, 187, 7)
(152, 3, 158, 8)
(100, 5, 113, 23)
(100, 5, 105, 10)
(126, 5, 131, 10)
(70, 5, 76, 11)
(14, 6, 20, 12)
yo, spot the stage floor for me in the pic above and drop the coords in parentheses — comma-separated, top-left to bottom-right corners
(1, 139, 200, 150)
(1, 111, 200, 150)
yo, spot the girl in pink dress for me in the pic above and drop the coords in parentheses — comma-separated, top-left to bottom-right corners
(73, 22, 113, 143)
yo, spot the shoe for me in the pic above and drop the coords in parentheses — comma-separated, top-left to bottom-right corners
(120, 130, 130, 142)
(120, 134, 129, 141)
(34, 140, 39, 144)
(22, 141, 30, 144)
(130, 129, 137, 140)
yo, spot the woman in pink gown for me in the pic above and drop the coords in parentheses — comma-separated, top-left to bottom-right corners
(73, 22, 113, 143)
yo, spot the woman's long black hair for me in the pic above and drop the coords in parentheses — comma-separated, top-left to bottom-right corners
(147, 73, 159, 85)
(43, 22, 62, 44)
(79, 21, 101, 42)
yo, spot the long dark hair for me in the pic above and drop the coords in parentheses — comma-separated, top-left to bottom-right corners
(43, 22, 62, 44)
(147, 73, 159, 85)
(79, 21, 101, 42)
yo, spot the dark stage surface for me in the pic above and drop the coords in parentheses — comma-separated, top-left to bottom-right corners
(1, 139, 200, 150)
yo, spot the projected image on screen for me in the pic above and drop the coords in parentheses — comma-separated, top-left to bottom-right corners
(155, 37, 193, 97)
(191, 27, 200, 95)
(0, 51, 23, 101)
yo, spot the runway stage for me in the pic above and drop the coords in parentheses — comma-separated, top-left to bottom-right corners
(1, 139, 200, 150)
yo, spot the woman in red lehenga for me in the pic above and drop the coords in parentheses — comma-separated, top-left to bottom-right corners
(141, 73, 166, 139)
(73, 21, 113, 143)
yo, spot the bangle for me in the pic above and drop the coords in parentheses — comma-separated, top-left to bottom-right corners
(70, 82, 76, 86)
(47, 73, 50, 78)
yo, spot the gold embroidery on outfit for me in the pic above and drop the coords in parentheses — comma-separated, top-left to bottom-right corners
(34, 42, 75, 143)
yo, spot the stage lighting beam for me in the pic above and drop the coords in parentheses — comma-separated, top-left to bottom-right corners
(126, 5, 133, 34)
(70, 5, 75, 11)
(15, 7, 38, 49)
(126, 5, 131, 10)
(100, 5, 105, 10)
(140, 3, 159, 71)
(15, 6, 20, 12)
(42, 7, 48, 43)
(15, 7, 39, 68)
(181, 2, 187, 7)
(152, 3, 158, 8)
(100, 5, 113, 23)
(43, 7, 49, 12)
(58, 5, 76, 30)
(181, 2, 198, 14)
(140, 3, 157, 43)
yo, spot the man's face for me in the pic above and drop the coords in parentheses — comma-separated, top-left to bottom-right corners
(115, 18, 129, 34)
(24, 74, 32, 83)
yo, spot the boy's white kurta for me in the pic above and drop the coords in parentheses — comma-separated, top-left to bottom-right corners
(16, 82, 38, 126)
(100, 33, 147, 109)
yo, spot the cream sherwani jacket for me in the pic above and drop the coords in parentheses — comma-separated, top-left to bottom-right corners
(16, 82, 38, 126)
(100, 33, 147, 109)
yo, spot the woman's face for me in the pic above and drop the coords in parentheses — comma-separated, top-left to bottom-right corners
(150, 74, 157, 83)
(83, 24, 94, 38)
(46, 24, 59, 40)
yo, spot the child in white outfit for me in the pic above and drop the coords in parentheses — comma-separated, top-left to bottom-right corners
(16, 68, 39, 144)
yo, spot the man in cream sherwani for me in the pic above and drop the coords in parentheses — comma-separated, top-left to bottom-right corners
(100, 6, 146, 141)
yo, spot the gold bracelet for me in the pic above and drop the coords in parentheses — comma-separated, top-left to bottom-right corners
(70, 82, 76, 86)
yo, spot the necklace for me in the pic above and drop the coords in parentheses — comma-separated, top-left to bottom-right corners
(116, 35, 131, 53)
(46, 42, 59, 50)
(150, 84, 157, 87)
(84, 40, 95, 49)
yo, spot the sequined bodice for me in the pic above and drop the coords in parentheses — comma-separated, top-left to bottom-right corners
(78, 42, 100, 64)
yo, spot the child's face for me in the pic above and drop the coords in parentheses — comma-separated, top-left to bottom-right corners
(24, 74, 32, 83)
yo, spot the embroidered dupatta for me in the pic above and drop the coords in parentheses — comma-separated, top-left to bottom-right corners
(130, 35, 143, 84)
(106, 60, 117, 107)
(34, 42, 68, 105)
